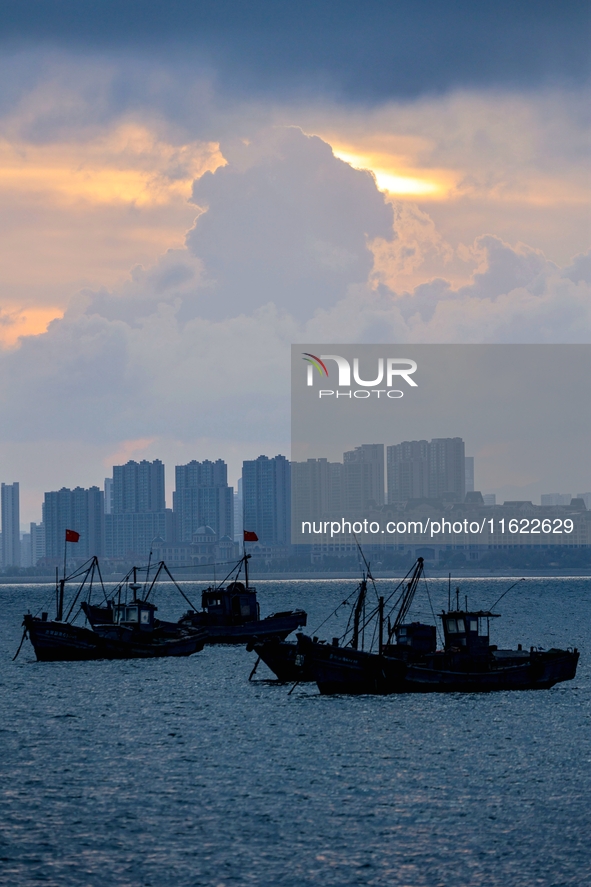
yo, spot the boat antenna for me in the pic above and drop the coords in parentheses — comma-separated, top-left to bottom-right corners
(488, 578, 525, 612)
(448, 573, 451, 611)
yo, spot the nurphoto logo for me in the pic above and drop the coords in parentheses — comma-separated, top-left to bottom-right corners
(302, 352, 418, 399)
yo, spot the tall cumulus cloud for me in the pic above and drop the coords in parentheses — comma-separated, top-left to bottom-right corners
(0, 126, 590, 452)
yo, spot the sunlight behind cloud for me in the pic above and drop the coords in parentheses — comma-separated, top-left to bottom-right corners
(331, 148, 454, 198)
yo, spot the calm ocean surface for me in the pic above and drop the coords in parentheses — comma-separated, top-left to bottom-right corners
(1, 575, 590, 887)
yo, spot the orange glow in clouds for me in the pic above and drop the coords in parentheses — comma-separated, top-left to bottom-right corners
(0, 307, 63, 348)
(0, 124, 225, 206)
(0, 124, 226, 322)
(331, 147, 457, 198)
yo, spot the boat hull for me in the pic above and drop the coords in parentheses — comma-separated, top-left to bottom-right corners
(250, 639, 314, 682)
(298, 636, 580, 695)
(181, 610, 307, 645)
(23, 615, 206, 662)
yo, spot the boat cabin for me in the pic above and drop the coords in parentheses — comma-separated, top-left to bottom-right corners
(201, 581, 260, 624)
(441, 610, 498, 654)
(111, 599, 158, 632)
(394, 622, 437, 653)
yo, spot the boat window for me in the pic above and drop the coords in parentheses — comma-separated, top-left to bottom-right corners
(140, 610, 150, 624)
(469, 620, 478, 632)
(478, 617, 488, 636)
(399, 626, 407, 635)
(447, 619, 457, 633)
(126, 607, 138, 622)
(456, 618, 465, 632)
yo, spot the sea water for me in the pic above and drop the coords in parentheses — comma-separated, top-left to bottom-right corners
(1, 576, 590, 887)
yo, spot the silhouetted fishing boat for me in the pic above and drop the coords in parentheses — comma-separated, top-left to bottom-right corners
(296, 558, 580, 694)
(247, 573, 370, 682)
(19, 558, 208, 662)
(178, 553, 307, 644)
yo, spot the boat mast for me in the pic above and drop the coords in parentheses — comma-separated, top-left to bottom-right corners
(57, 579, 65, 621)
(244, 552, 251, 588)
(378, 596, 384, 656)
(351, 577, 367, 650)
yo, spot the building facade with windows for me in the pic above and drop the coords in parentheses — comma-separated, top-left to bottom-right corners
(43, 486, 104, 560)
(173, 460, 233, 543)
(242, 455, 291, 547)
(1, 482, 20, 568)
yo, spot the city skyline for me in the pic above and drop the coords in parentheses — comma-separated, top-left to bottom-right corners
(6, 438, 591, 531)
(0, 438, 591, 548)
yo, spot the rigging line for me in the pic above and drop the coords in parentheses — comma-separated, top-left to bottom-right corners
(144, 561, 166, 603)
(63, 557, 96, 583)
(65, 561, 94, 623)
(143, 547, 153, 597)
(160, 563, 201, 612)
(109, 567, 135, 602)
(354, 600, 381, 638)
(166, 559, 239, 569)
(381, 561, 419, 616)
(312, 585, 359, 636)
(353, 534, 380, 604)
(341, 598, 356, 642)
(368, 615, 379, 653)
(213, 556, 243, 592)
(32, 586, 62, 619)
(355, 559, 424, 641)
(487, 578, 526, 612)
(95, 557, 108, 604)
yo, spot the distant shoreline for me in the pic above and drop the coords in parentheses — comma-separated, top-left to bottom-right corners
(1, 568, 589, 584)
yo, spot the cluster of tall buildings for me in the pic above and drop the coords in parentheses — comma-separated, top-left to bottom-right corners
(0, 454, 291, 568)
(292, 438, 470, 527)
(1, 437, 590, 569)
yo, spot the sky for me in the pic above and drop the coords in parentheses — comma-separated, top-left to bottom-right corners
(0, 1, 589, 525)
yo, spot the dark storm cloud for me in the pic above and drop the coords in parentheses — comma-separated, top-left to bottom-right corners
(0, 1, 589, 101)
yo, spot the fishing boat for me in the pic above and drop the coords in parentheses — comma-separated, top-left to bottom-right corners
(247, 573, 370, 682)
(19, 558, 208, 662)
(296, 558, 580, 694)
(178, 552, 307, 644)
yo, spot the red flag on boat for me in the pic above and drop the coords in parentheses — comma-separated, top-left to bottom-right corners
(65, 529, 80, 543)
(243, 530, 258, 542)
